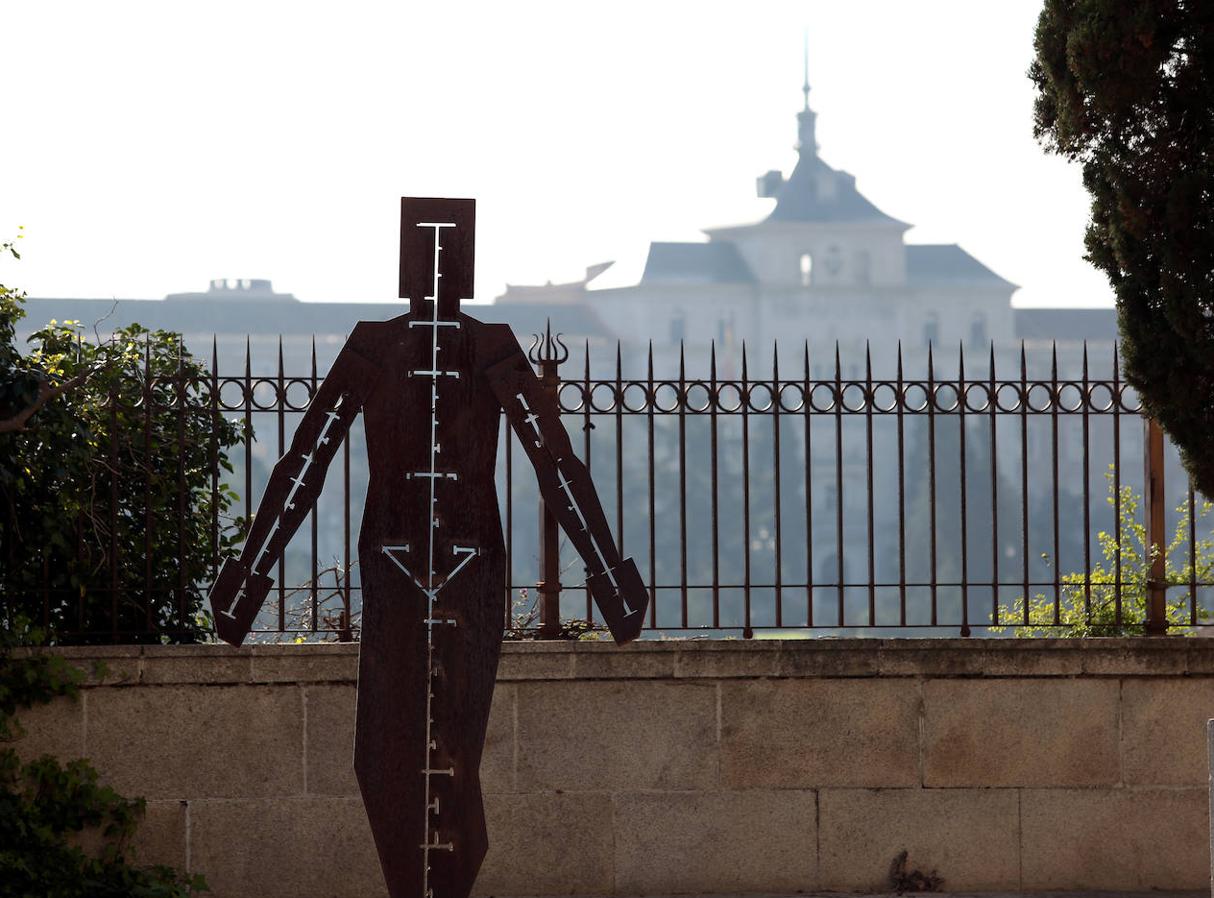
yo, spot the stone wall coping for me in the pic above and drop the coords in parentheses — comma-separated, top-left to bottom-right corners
(13, 637, 1214, 685)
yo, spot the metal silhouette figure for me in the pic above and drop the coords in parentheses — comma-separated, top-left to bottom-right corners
(208, 197, 648, 898)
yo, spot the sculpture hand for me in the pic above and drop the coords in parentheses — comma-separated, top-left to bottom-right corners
(209, 557, 273, 646)
(586, 556, 648, 644)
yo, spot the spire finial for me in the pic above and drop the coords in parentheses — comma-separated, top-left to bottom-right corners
(796, 33, 818, 157)
(802, 30, 810, 111)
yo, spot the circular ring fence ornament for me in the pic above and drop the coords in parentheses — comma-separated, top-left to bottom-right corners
(622, 382, 649, 413)
(589, 383, 618, 414)
(840, 382, 868, 413)
(1088, 382, 1116, 413)
(995, 383, 1023, 413)
(932, 383, 960, 413)
(871, 382, 899, 413)
(218, 379, 247, 411)
(1056, 382, 1084, 413)
(808, 383, 838, 413)
(653, 382, 682, 413)
(558, 382, 586, 413)
(717, 382, 744, 413)
(251, 379, 281, 411)
(1026, 383, 1055, 413)
(778, 383, 806, 413)
(962, 382, 993, 413)
(902, 382, 930, 413)
(686, 381, 713, 413)
(746, 382, 775, 413)
(285, 378, 314, 411)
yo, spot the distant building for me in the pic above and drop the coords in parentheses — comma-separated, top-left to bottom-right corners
(493, 65, 1114, 379)
(22, 68, 1114, 377)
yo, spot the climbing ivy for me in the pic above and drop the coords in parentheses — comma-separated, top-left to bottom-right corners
(0, 619, 208, 896)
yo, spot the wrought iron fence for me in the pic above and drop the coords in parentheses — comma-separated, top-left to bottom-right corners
(13, 332, 1214, 641)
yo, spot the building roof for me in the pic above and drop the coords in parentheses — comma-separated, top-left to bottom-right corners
(640, 242, 755, 285)
(906, 244, 1016, 287)
(1014, 307, 1118, 342)
(766, 156, 903, 225)
(19, 296, 612, 341)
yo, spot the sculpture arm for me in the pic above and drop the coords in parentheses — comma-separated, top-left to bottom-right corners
(209, 336, 379, 645)
(482, 329, 648, 643)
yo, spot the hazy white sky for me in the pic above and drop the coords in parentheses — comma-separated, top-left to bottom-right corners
(4, 0, 1113, 309)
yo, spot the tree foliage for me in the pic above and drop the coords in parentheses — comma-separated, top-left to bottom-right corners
(1031, 0, 1214, 497)
(0, 237, 243, 643)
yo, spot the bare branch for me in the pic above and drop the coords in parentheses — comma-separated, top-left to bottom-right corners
(0, 365, 102, 433)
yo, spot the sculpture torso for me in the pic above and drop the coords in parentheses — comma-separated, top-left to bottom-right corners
(354, 312, 507, 575)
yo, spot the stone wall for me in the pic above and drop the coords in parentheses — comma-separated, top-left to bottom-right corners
(12, 639, 1214, 896)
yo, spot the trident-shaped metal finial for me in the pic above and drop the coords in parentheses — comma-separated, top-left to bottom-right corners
(528, 319, 569, 367)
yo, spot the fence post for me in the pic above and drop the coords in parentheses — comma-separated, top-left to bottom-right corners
(530, 324, 568, 639)
(1143, 416, 1168, 635)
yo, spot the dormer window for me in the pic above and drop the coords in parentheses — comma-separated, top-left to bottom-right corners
(800, 253, 813, 287)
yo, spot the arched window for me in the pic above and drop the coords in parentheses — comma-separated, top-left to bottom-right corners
(800, 253, 813, 287)
(970, 316, 987, 348)
(855, 250, 871, 285)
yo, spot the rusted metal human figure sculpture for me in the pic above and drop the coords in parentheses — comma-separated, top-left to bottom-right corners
(207, 197, 648, 898)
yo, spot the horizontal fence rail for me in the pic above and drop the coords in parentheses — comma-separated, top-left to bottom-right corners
(10, 333, 1213, 642)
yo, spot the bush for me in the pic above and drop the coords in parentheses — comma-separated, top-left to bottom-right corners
(0, 236, 243, 643)
(993, 469, 1213, 635)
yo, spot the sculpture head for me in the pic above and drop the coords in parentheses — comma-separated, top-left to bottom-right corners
(399, 196, 476, 318)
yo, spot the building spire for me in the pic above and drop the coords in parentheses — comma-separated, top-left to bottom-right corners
(797, 34, 818, 158)
(802, 30, 811, 111)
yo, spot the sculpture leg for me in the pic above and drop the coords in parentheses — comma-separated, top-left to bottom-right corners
(354, 548, 504, 898)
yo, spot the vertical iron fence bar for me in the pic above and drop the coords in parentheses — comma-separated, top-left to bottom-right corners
(176, 339, 188, 633)
(108, 376, 120, 640)
(1082, 343, 1092, 621)
(897, 343, 906, 626)
(584, 343, 594, 622)
(834, 344, 844, 626)
(537, 347, 562, 638)
(772, 343, 783, 628)
(865, 344, 875, 628)
(803, 342, 814, 628)
(1020, 343, 1030, 625)
(276, 337, 286, 631)
(40, 557, 50, 633)
(711, 343, 721, 629)
(243, 338, 253, 621)
(210, 337, 220, 584)
(143, 338, 154, 633)
(1189, 481, 1198, 625)
(988, 345, 1000, 627)
(615, 343, 624, 557)
(742, 344, 753, 637)
(1051, 344, 1061, 624)
(1113, 344, 1123, 625)
(1144, 416, 1167, 635)
(75, 509, 84, 633)
(310, 339, 319, 633)
(647, 342, 657, 630)
(678, 344, 689, 627)
(109, 381, 119, 642)
(928, 344, 938, 627)
(958, 343, 970, 637)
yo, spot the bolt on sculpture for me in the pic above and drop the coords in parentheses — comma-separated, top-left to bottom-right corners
(207, 197, 649, 898)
